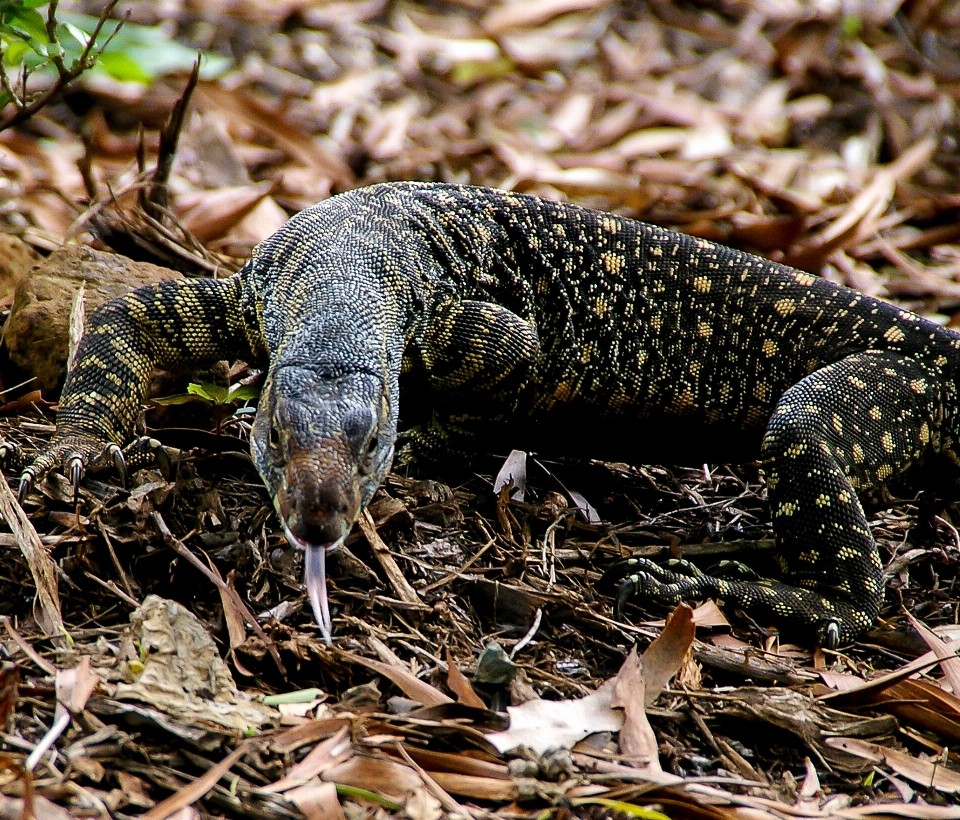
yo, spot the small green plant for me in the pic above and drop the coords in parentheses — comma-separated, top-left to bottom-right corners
(0, 0, 122, 129)
(0, 1, 231, 130)
(152, 381, 260, 436)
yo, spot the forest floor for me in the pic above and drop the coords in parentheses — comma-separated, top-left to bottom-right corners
(1, 2, 960, 819)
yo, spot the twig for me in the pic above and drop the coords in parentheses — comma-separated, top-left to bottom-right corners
(358, 509, 426, 608)
(95, 515, 139, 600)
(82, 571, 141, 609)
(144, 58, 201, 214)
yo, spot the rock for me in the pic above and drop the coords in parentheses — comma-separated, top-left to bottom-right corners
(0, 233, 41, 310)
(3, 245, 180, 395)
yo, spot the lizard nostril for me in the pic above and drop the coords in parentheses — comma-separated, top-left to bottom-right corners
(289, 478, 355, 545)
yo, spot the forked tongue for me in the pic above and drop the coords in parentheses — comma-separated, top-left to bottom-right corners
(304, 544, 333, 643)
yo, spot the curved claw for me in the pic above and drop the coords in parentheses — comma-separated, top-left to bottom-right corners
(614, 575, 639, 621)
(153, 441, 172, 479)
(67, 456, 84, 504)
(17, 470, 33, 504)
(0, 441, 21, 471)
(822, 619, 840, 652)
(598, 557, 639, 591)
(108, 444, 128, 489)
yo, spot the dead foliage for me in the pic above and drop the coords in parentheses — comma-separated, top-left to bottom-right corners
(0, 1, 960, 819)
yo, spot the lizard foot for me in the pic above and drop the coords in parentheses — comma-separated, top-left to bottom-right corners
(394, 422, 451, 467)
(16, 435, 169, 503)
(602, 556, 853, 650)
(709, 560, 761, 582)
(601, 557, 712, 621)
(393, 432, 420, 469)
(601, 557, 761, 617)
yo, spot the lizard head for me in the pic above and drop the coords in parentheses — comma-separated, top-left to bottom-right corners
(250, 365, 394, 642)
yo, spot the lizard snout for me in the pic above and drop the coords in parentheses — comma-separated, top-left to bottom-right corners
(282, 464, 359, 547)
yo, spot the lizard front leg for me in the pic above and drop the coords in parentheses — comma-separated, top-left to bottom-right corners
(14, 275, 257, 499)
(399, 298, 540, 463)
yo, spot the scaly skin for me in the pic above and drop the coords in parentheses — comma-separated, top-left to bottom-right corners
(12, 182, 960, 647)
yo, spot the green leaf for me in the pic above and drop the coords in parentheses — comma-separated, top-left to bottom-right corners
(840, 14, 863, 38)
(188, 382, 228, 404)
(334, 785, 401, 811)
(154, 381, 257, 407)
(62, 13, 231, 82)
(44, 38, 62, 60)
(451, 55, 514, 85)
(62, 21, 90, 49)
(227, 384, 259, 402)
(96, 49, 150, 83)
(2, 39, 31, 67)
(573, 799, 673, 820)
(262, 688, 325, 706)
(5, 7, 48, 44)
(150, 392, 205, 406)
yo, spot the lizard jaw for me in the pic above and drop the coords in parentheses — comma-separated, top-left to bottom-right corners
(282, 523, 343, 643)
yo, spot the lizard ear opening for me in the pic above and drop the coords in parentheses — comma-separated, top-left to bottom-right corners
(358, 434, 379, 476)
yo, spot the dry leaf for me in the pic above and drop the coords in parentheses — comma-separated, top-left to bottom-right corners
(487, 679, 623, 755)
(285, 781, 345, 820)
(642, 604, 695, 706)
(444, 647, 486, 709)
(610, 647, 660, 770)
(340, 651, 452, 707)
(827, 737, 960, 794)
(261, 726, 352, 793)
(0, 476, 64, 642)
(493, 449, 526, 501)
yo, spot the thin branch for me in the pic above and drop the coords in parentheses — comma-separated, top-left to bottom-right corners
(74, 0, 125, 74)
(0, 53, 22, 110)
(45, 0, 67, 78)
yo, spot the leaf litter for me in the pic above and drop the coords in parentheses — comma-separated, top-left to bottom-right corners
(1, 1, 960, 818)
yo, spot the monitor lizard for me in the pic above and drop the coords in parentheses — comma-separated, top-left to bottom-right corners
(7, 182, 959, 647)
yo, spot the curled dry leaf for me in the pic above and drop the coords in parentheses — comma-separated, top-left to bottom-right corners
(285, 781, 345, 820)
(260, 725, 352, 794)
(642, 603, 696, 706)
(339, 650, 452, 707)
(0, 474, 64, 642)
(610, 646, 660, 770)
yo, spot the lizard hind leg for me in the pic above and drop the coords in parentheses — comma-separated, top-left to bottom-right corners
(609, 350, 941, 648)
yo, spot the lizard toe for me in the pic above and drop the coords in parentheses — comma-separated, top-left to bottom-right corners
(114, 436, 171, 482)
(597, 557, 642, 590)
(0, 440, 24, 473)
